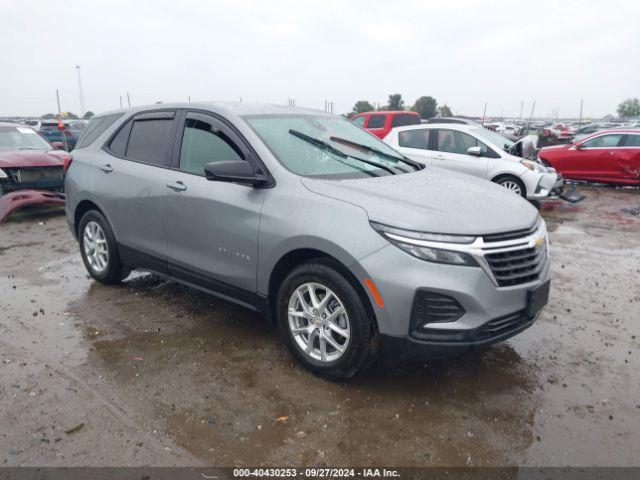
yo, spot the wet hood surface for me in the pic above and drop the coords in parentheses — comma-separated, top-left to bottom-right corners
(301, 167, 539, 235)
(0, 149, 65, 168)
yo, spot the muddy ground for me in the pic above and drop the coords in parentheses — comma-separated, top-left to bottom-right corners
(0, 186, 639, 467)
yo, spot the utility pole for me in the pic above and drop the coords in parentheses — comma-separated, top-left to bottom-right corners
(119, 96, 123, 108)
(126, 92, 131, 108)
(526, 100, 536, 134)
(520, 101, 524, 120)
(75, 65, 85, 117)
(481, 101, 487, 126)
(578, 99, 584, 131)
(56, 90, 69, 151)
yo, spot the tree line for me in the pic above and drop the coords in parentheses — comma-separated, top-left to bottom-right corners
(350, 93, 452, 119)
(40, 111, 95, 120)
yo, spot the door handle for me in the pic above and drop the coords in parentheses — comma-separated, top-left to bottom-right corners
(166, 181, 187, 191)
(434, 154, 444, 159)
(99, 163, 113, 173)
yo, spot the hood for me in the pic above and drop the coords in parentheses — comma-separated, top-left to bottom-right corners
(301, 167, 539, 235)
(0, 150, 66, 169)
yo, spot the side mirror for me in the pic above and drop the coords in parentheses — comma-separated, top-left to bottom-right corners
(51, 141, 66, 150)
(575, 143, 585, 150)
(467, 146, 483, 156)
(204, 160, 268, 187)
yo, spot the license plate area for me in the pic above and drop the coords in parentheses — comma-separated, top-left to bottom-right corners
(527, 280, 550, 319)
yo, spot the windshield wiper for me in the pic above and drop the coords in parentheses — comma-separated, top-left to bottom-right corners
(329, 136, 423, 171)
(288, 129, 397, 175)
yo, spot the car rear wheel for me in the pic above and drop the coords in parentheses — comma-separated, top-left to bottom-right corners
(277, 261, 377, 380)
(494, 175, 526, 198)
(78, 210, 127, 285)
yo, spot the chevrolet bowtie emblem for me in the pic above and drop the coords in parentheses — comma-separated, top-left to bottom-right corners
(534, 236, 545, 248)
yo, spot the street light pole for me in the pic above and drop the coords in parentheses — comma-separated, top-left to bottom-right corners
(75, 65, 85, 117)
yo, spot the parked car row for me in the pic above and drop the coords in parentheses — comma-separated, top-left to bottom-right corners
(351, 110, 639, 190)
(64, 102, 551, 379)
(38, 119, 87, 150)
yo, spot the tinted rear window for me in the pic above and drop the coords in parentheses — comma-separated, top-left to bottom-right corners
(399, 129, 430, 149)
(392, 114, 420, 127)
(76, 113, 123, 149)
(125, 119, 173, 165)
(623, 134, 640, 147)
(367, 115, 385, 129)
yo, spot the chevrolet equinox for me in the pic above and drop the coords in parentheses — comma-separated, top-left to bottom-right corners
(65, 103, 550, 379)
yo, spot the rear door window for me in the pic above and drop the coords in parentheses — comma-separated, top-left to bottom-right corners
(398, 129, 430, 149)
(366, 115, 386, 129)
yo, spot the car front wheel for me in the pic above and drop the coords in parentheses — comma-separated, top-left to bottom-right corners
(494, 175, 526, 198)
(277, 261, 377, 380)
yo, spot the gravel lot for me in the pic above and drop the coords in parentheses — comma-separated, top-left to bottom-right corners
(1, 186, 639, 467)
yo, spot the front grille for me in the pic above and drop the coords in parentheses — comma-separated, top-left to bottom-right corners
(1, 167, 64, 193)
(411, 291, 465, 331)
(484, 242, 546, 287)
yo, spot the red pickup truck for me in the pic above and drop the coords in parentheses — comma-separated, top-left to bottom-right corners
(350, 111, 421, 139)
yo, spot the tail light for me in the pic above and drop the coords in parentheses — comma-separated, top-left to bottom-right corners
(63, 156, 73, 173)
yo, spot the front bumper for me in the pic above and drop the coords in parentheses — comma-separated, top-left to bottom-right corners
(525, 170, 562, 200)
(356, 231, 550, 361)
(0, 189, 65, 222)
(379, 310, 539, 363)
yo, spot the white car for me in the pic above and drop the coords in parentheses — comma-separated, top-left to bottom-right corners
(384, 123, 562, 200)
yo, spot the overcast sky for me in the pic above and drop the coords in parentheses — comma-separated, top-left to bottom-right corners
(2, 0, 638, 118)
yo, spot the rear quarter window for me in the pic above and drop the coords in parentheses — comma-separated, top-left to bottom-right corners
(76, 113, 123, 149)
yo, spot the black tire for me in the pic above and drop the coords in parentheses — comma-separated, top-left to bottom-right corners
(78, 210, 126, 285)
(277, 261, 377, 380)
(493, 175, 527, 198)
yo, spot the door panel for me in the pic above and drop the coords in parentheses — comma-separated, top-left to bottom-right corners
(164, 112, 266, 294)
(395, 128, 433, 166)
(571, 133, 625, 181)
(433, 129, 489, 178)
(94, 111, 178, 271)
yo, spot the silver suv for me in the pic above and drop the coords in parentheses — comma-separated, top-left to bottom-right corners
(65, 103, 550, 379)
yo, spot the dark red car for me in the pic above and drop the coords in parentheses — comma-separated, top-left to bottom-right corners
(350, 111, 421, 139)
(538, 129, 640, 185)
(0, 123, 70, 222)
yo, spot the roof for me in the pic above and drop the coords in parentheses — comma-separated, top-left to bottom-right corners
(94, 101, 330, 119)
(353, 111, 418, 116)
(390, 122, 481, 133)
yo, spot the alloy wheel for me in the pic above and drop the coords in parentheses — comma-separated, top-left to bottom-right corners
(500, 179, 523, 196)
(287, 282, 351, 363)
(83, 221, 109, 274)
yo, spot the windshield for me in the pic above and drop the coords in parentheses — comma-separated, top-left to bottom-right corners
(470, 127, 515, 151)
(0, 126, 52, 151)
(244, 114, 410, 179)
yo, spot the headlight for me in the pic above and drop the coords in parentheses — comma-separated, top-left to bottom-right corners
(370, 222, 478, 266)
(520, 159, 546, 173)
(0, 168, 7, 179)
